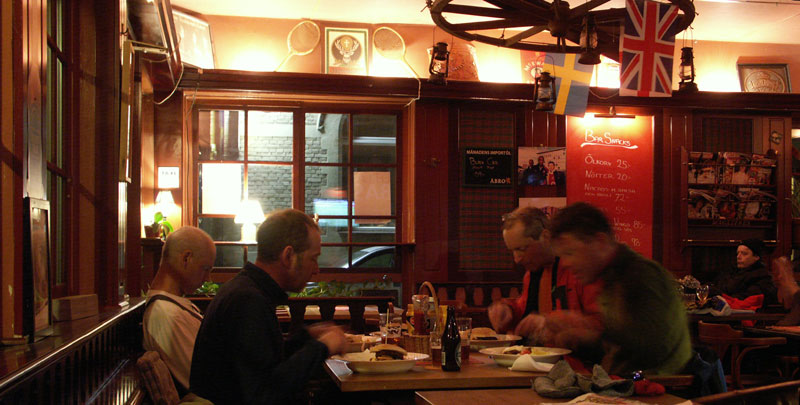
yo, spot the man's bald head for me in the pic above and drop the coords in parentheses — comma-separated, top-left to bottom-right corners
(160, 226, 216, 295)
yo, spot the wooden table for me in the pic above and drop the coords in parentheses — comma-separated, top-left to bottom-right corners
(742, 326, 800, 340)
(688, 312, 785, 324)
(325, 352, 545, 392)
(415, 388, 688, 405)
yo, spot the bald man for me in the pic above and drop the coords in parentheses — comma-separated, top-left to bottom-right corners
(143, 226, 216, 393)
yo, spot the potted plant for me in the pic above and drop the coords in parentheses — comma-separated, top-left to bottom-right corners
(144, 211, 173, 240)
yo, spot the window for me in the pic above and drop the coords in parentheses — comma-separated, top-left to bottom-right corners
(45, 0, 71, 298)
(193, 106, 400, 277)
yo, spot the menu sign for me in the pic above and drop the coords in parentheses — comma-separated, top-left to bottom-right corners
(462, 147, 514, 187)
(566, 115, 653, 257)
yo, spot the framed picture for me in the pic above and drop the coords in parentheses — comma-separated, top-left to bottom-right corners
(173, 9, 215, 69)
(153, 0, 182, 84)
(737, 63, 791, 93)
(23, 197, 53, 342)
(325, 27, 368, 75)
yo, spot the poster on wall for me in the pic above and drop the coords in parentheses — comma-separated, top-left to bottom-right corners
(518, 147, 566, 186)
(519, 197, 566, 218)
(462, 147, 514, 187)
(566, 115, 654, 258)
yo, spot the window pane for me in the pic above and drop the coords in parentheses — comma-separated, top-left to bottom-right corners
(213, 245, 245, 268)
(56, 59, 63, 167)
(200, 163, 243, 214)
(319, 217, 349, 244)
(351, 246, 396, 269)
(305, 113, 349, 163)
(198, 217, 241, 242)
(353, 168, 395, 216)
(54, 176, 65, 285)
(305, 165, 348, 214)
(320, 245, 348, 268)
(353, 219, 396, 243)
(248, 111, 292, 162)
(198, 110, 244, 161)
(246, 244, 258, 264)
(248, 164, 292, 213)
(353, 114, 396, 164)
(45, 48, 54, 163)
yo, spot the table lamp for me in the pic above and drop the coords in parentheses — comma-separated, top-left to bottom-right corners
(234, 199, 264, 242)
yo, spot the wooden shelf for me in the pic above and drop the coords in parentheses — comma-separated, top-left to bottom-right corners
(688, 183, 775, 190)
(688, 220, 775, 229)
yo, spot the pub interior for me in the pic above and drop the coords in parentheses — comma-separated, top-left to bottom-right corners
(4, 0, 800, 403)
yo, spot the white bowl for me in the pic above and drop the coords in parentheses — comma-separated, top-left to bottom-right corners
(479, 346, 570, 367)
(332, 351, 429, 374)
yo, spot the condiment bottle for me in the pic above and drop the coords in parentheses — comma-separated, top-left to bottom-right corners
(441, 305, 461, 371)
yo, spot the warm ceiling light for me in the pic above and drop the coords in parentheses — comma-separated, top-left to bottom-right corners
(594, 106, 635, 119)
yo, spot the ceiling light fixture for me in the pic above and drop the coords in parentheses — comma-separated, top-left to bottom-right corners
(594, 106, 635, 119)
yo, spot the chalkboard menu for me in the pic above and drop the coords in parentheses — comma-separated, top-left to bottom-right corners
(566, 116, 654, 257)
(462, 147, 514, 187)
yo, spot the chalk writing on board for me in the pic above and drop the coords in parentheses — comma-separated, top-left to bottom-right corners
(463, 148, 513, 187)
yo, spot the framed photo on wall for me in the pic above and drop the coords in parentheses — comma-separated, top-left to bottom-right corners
(173, 9, 215, 69)
(737, 63, 791, 93)
(325, 27, 368, 75)
(23, 197, 53, 342)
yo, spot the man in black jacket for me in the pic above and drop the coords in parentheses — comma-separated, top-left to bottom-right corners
(190, 209, 346, 404)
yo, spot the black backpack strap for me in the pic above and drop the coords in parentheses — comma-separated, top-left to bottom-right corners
(145, 294, 203, 321)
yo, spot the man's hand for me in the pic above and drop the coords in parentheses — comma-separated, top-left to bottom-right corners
(514, 314, 546, 341)
(488, 302, 513, 333)
(315, 325, 346, 355)
(543, 310, 602, 350)
(308, 321, 337, 338)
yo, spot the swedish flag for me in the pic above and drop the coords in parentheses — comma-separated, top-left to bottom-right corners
(545, 53, 593, 117)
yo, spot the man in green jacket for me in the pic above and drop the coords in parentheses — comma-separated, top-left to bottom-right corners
(548, 202, 691, 375)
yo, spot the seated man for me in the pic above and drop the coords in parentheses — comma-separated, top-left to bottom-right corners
(488, 206, 602, 349)
(549, 202, 691, 375)
(711, 238, 777, 305)
(190, 209, 346, 404)
(143, 226, 216, 393)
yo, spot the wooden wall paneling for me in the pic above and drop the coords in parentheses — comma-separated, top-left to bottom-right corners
(93, 0, 122, 307)
(661, 108, 692, 276)
(401, 102, 415, 306)
(413, 101, 450, 284)
(766, 116, 793, 256)
(140, 65, 156, 214)
(153, 92, 183, 230)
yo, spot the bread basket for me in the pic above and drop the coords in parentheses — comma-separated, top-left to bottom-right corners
(402, 281, 439, 355)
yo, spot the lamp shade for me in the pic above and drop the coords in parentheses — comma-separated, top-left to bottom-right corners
(234, 200, 265, 224)
(155, 190, 176, 218)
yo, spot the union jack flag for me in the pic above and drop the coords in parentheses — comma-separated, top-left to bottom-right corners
(619, 0, 679, 97)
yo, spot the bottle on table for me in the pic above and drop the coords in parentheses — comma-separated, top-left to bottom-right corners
(441, 305, 461, 371)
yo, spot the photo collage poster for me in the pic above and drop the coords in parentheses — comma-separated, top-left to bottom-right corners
(517, 147, 566, 187)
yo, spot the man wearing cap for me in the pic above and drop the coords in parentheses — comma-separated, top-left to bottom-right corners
(712, 238, 778, 305)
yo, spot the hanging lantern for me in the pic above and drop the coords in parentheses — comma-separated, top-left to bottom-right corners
(534, 71, 555, 112)
(679, 46, 698, 92)
(428, 42, 450, 85)
(578, 15, 601, 65)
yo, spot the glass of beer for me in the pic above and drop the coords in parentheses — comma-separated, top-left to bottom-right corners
(380, 313, 403, 345)
(430, 332, 442, 364)
(456, 317, 472, 362)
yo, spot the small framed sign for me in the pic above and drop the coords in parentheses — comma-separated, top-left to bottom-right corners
(462, 147, 514, 187)
(738, 63, 791, 93)
(325, 27, 368, 75)
(23, 197, 53, 342)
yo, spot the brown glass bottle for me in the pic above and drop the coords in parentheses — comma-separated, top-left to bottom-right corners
(441, 305, 461, 371)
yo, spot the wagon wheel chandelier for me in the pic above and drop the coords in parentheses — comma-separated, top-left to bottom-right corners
(427, 0, 695, 63)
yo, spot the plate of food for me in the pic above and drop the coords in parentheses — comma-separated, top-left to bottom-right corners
(332, 344, 429, 374)
(479, 346, 571, 367)
(344, 333, 381, 352)
(469, 327, 522, 350)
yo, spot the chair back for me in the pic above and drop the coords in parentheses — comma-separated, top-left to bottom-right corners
(136, 351, 180, 405)
(697, 321, 742, 361)
(693, 379, 800, 404)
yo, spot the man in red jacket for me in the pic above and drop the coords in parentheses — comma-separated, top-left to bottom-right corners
(488, 206, 603, 348)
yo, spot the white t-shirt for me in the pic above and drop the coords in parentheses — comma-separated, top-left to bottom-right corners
(142, 290, 203, 392)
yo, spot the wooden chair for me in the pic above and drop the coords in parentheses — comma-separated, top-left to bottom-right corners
(697, 321, 787, 389)
(693, 379, 800, 404)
